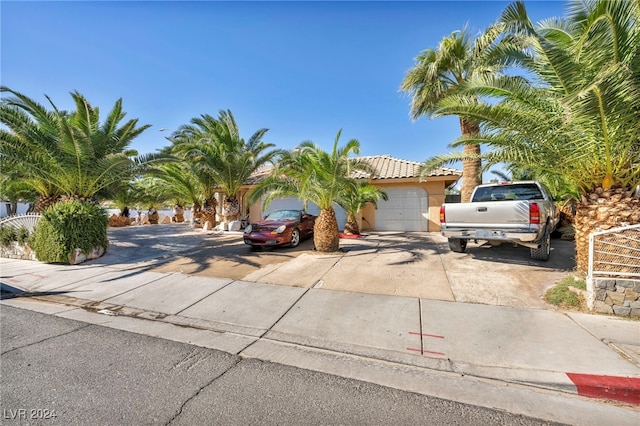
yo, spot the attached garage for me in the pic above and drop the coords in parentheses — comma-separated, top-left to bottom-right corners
(374, 187, 429, 232)
(265, 197, 348, 230)
(242, 155, 461, 233)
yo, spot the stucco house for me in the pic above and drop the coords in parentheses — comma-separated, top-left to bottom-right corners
(234, 155, 461, 232)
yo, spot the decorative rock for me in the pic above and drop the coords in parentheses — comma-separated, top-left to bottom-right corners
(594, 288, 607, 301)
(606, 290, 625, 305)
(228, 220, 241, 231)
(87, 246, 106, 260)
(203, 221, 214, 231)
(624, 289, 638, 301)
(593, 301, 614, 314)
(616, 279, 637, 288)
(612, 305, 631, 316)
(69, 248, 87, 265)
(161, 215, 171, 224)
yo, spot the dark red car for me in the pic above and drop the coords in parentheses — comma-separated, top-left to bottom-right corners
(243, 209, 316, 249)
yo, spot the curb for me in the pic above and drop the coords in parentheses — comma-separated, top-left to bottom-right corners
(567, 373, 640, 405)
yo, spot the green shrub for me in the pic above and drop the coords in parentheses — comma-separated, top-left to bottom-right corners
(0, 226, 17, 246)
(16, 226, 30, 245)
(31, 200, 108, 263)
(545, 275, 586, 309)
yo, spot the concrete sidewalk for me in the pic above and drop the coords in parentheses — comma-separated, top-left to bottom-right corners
(1, 225, 639, 424)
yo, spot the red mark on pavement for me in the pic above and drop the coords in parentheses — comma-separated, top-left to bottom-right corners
(423, 349, 446, 356)
(566, 373, 640, 405)
(409, 331, 444, 339)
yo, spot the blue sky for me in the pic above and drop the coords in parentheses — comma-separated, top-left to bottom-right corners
(2, 1, 566, 173)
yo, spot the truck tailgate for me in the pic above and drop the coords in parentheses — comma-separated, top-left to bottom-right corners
(443, 201, 532, 229)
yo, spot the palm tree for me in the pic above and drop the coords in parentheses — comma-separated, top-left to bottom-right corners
(170, 110, 282, 223)
(420, 0, 640, 271)
(149, 162, 203, 210)
(337, 181, 388, 235)
(248, 130, 368, 252)
(401, 24, 515, 202)
(0, 87, 161, 212)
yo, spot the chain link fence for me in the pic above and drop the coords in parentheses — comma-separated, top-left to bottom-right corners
(587, 224, 640, 315)
(588, 224, 640, 279)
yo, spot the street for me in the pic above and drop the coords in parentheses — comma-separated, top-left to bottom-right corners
(1, 305, 560, 425)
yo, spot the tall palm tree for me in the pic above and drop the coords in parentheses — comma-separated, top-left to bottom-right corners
(170, 110, 282, 223)
(248, 130, 368, 252)
(420, 0, 640, 271)
(401, 24, 515, 202)
(0, 87, 160, 212)
(337, 181, 388, 235)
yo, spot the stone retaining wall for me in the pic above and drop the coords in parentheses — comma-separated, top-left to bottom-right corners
(591, 278, 640, 317)
(0, 242, 38, 261)
(0, 242, 105, 264)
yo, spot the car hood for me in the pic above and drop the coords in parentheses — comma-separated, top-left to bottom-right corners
(250, 220, 295, 232)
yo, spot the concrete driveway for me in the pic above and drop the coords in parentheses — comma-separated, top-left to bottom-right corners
(96, 224, 576, 309)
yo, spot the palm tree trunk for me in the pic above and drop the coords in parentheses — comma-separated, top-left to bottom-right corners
(343, 212, 360, 235)
(34, 195, 60, 213)
(201, 196, 218, 227)
(460, 118, 482, 203)
(223, 195, 240, 222)
(574, 186, 640, 272)
(314, 207, 340, 252)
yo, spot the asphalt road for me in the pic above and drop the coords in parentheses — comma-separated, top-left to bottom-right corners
(1, 305, 563, 426)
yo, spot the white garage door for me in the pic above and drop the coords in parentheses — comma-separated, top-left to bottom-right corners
(375, 187, 429, 232)
(265, 197, 347, 230)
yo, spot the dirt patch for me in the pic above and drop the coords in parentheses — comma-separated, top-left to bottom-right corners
(148, 234, 316, 280)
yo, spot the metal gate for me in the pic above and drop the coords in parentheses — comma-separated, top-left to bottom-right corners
(586, 224, 640, 311)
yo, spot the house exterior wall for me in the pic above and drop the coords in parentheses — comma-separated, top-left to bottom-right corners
(241, 178, 451, 232)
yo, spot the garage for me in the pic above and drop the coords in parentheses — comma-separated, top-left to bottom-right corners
(265, 197, 348, 230)
(374, 187, 429, 232)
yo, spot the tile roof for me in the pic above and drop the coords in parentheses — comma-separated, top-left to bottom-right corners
(352, 155, 461, 180)
(244, 155, 461, 184)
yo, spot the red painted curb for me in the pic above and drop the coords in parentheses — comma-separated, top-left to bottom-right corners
(566, 373, 640, 405)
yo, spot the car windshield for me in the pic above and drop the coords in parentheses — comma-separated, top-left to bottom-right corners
(265, 210, 301, 221)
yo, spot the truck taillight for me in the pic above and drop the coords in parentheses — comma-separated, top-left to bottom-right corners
(440, 205, 445, 223)
(529, 203, 540, 224)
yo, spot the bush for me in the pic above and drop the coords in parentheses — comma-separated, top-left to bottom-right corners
(16, 226, 30, 245)
(31, 200, 108, 263)
(0, 226, 17, 246)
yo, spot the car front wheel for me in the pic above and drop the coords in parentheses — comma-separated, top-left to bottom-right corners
(290, 229, 301, 248)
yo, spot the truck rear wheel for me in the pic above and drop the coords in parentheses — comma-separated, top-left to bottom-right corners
(530, 226, 550, 261)
(448, 238, 467, 253)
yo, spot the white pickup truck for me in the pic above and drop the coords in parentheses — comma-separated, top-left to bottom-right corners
(439, 181, 560, 260)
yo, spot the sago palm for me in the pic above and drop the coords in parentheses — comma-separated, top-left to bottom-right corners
(248, 130, 369, 252)
(401, 23, 516, 202)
